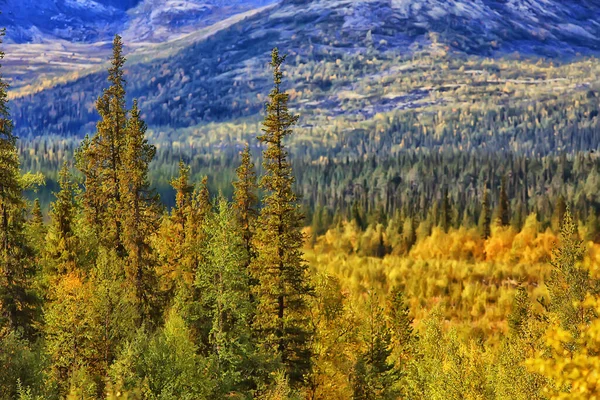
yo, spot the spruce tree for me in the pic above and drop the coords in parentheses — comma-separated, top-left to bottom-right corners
(440, 187, 451, 233)
(233, 145, 258, 262)
(0, 30, 36, 336)
(171, 161, 194, 232)
(479, 185, 491, 239)
(251, 48, 312, 385)
(551, 194, 567, 233)
(26, 199, 46, 257)
(46, 162, 78, 275)
(387, 287, 415, 362)
(196, 196, 256, 395)
(120, 99, 160, 322)
(157, 161, 194, 300)
(352, 292, 398, 400)
(497, 176, 510, 227)
(76, 34, 128, 252)
(547, 208, 593, 339)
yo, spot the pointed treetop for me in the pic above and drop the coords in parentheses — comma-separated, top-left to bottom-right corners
(270, 48, 286, 88)
(109, 34, 126, 89)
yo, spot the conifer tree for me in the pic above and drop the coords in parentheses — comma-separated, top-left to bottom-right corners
(120, 99, 160, 322)
(26, 199, 46, 257)
(351, 292, 398, 400)
(440, 187, 451, 233)
(76, 34, 128, 252)
(30, 200, 43, 228)
(546, 208, 593, 339)
(46, 162, 78, 275)
(233, 145, 258, 262)
(197, 196, 257, 395)
(551, 194, 567, 233)
(387, 287, 415, 362)
(184, 176, 211, 281)
(479, 185, 491, 239)
(251, 48, 313, 385)
(156, 161, 194, 300)
(0, 30, 36, 336)
(171, 161, 194, 232)
(497, 176, 510, 226)
(177, 176, 212, 342)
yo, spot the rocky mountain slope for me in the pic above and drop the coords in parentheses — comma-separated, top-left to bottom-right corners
(0, 0, 274, 43)
(4, 0, 600, 156)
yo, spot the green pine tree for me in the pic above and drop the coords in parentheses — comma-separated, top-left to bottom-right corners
(479, 185, 491, 239)
(76, 34, 128, 252)
(120, 99, 161, 323)
(46, 162, 78, 275)
(0, 30, 37, 337)
(197, 196, 258, 395)
(496, 176, 510, 227)
(251, 48, 313, 386)
(233, 145, 258, 263)
(352, 291, 398, 400)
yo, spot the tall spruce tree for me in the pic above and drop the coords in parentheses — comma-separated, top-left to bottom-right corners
(76, 34, 128, 252)
(251, 48, 313, 385)
(0, 30, 36, 336)
(120, 99, 160, 322)
(26, 199, 46, 258)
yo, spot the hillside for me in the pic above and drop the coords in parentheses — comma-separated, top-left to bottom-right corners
(5, 0, 600, 156)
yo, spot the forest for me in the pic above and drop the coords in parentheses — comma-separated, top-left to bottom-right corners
(2, 34, 600, 400)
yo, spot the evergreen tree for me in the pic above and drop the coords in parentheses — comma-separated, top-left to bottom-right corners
(497, 176, 510, 226)
(440, 187, 451, 233)
(233, 145, 258, 263)
(546, 208, 594, 340)
(46, 162, 78, 275)
(197, 196, 257, 395)
(479, 185, 491, 239)
(251, 48, 313, 385)
(551, 194, 567, 233)
(386, 287, 415, 363)
(156, 161, 194, 301)
(76, 34, 128, 252)
(351, 292, 398, 400)
(26, 199, 46, 257)
(120, 99, 161, 323)
(0, 30, 37, 336)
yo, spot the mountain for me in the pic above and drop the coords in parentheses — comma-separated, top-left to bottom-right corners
(0, 0, 275, 43)
(5, 0, 600, 157)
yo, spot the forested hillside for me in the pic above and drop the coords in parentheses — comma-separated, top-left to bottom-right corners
(3, 32, 600, 399)
(7, 0, 600, 157)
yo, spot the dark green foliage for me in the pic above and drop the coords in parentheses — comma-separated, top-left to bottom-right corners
(352, 292, 398, 400)
(233, 145, 258, 263)
(497, 176, 510, 227)
(250, 48, 313, 386)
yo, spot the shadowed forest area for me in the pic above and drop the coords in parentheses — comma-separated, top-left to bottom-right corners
(3, 34, 600, 400)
